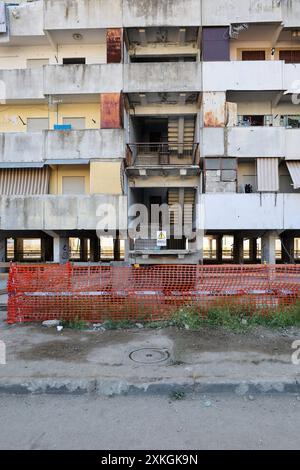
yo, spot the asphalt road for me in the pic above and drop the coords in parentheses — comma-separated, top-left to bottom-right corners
(0, 393, 299, 450)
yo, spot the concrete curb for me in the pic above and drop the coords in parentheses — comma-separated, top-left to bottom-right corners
(0, 378, 299, 397)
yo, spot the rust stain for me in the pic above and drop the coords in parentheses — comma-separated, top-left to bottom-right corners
(107, 28, 123, 64)
(101, 93, 123, 129)
(204, 111, 224, 128)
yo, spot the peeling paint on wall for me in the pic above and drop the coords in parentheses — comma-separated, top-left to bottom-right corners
(100, 93, 123, 129)
(107, 28, 123, 63)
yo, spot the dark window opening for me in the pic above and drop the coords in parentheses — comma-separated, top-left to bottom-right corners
(279, 50, 300, 63)
(130, 56, 196, 63)
(62, 58, 86, 65)
(242, 50, 266, 61)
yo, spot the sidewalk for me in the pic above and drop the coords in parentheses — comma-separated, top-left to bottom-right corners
(1, 308, 300, 396)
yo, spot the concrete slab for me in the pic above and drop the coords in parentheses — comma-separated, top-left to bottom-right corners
(0, 321, 299, 395)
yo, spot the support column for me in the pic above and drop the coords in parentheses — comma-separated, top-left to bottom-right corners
(216, 235, 223, 264)
(0, 237, 6, 273)
(80, 238, 89, 262)
(261, 232, 276, 265)
(14, 238, 23, 262)
(90, 237, 100, 263)
(53, 237, 69, 264)
(41, 237, 53, 262)
(113, 232, 121, 261)
(281, 233, 294, 264)
(233, 235, 244, 264)
(249, 238, 258, 264)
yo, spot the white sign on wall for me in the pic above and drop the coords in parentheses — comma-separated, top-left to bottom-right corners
(157, 231, 167, 247)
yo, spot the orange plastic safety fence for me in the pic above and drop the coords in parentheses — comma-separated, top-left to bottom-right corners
(7, 263, 300, 324)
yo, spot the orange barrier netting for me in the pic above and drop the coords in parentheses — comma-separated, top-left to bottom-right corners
(7, 263, 300, 324)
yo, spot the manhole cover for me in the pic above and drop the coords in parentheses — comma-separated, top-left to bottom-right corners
(129, 348, 170, 364)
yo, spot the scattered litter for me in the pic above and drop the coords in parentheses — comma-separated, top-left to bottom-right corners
(57, 326, 63, 332)
(135, 323, 144, 329)
(248, 395, 255, 401)
(241, 319, 248, 326)
(42, 320, 60, 328)
(204, 400, 212, 407)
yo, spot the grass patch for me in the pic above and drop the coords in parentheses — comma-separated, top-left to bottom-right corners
(61, 318, 88, 330)
(169, 391, 186, 401)
(172, 302, 300, 332)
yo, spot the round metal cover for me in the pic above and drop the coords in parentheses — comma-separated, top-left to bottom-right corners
(129, 348, 170, 364)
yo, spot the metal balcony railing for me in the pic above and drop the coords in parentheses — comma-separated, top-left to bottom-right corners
(126, 143, 199, 167)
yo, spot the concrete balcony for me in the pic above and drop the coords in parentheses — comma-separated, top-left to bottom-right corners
(44, 0, 122, 30)
(204, 193, 300, 231)
(44, 64, 123, 95)
(203, 127, 300, 159)
(123, 0, 201, 27)
(124, 63, 202, 93)
(0, 1, 44, 43)
(203, 61, 283, 92)
(202, 0, 283, 26)
(0, 195, 127, 231)
(0, 129, 124, 165)
(0, 68, 44, 100)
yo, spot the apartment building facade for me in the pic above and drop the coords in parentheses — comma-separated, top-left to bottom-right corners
(0, 0, 300, 266)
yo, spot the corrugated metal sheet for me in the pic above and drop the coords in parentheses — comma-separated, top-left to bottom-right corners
(286, 161, 300, 189)
(101, 93, 123, 129)
(0, 167, 50, 195)
(106, 28, 122, 64)
(257, 158, 279, 192)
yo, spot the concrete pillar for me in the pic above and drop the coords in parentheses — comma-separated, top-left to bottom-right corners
(113, 232, 121, 261)
(41, 237, 53, 262)
(90, 237, 100, 263)
(249, 238, 257, 263)
(281, 233, 294, 264)
(53, 237, 69, 264)
(80, 238, 89, 262)
(233, 235, 244, 264)
(0, 237, 6, 273)
(14, 238, 23, 262)
(261, 232, 276, 265)
(216, 235, 223, 264)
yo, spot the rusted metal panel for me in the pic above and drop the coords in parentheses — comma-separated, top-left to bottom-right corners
(101, 93, 123, 129)
(107, 28, 123, 64)
(203, 92, 226, 127)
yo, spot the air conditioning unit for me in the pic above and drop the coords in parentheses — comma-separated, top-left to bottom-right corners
(229, 23, 249, 39)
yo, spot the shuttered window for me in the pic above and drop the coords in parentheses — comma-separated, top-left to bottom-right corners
(0, 167, 50, 195)
(286, 161, 300, 189)
(257, 158, 279, 192)
(242, 50, 266, 61)
(279, 50, 300, 64)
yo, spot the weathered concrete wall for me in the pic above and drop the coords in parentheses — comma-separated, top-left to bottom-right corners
(203, 127, 300, 159)
(0, 195, 127, 231)
(45, 129, 124, 160)
(203, 61, 283, 92)
(202, 0, 282, 26)
(0, 68, 44, 100)
(44, 0, 122, 29)
(124, 63, 202, 93)
(8, 1, 44, 37)
(0, 130, 124, 163)
(123, 0, 201, 27)
(44, 64, 123, 95)
(0, 133, 44, 164)
(203, 193, 297, 230)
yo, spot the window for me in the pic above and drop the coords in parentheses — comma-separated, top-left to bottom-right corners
(27, 118, 49, 132)
(279, 50, 300, 64)
(62, 58, 86, 65)
(237, 115, 273, 127)
(62, 176, 85, 195)
(280, 115, 300, 128)
(62, 117, 85, 130)
(242, 50, 266, 61)
(205, 158, 237, 182)
(27, 59, 49, 68)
